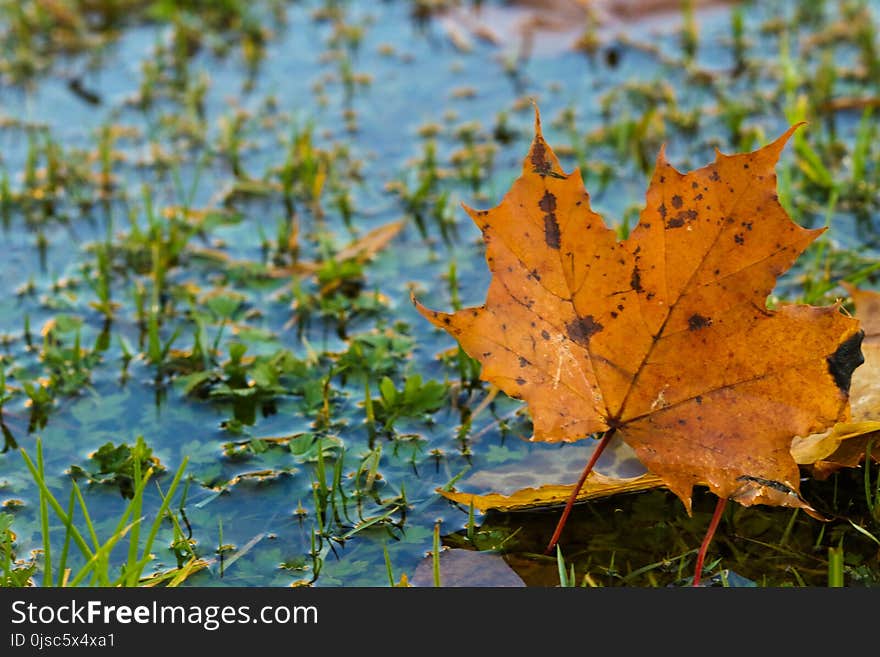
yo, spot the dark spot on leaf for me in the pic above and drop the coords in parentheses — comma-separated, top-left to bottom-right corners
(687, 314, 712, 331)
(566, 315, 603, 347)
(734, 234, 745, 245)
(666, 209, 698, 229)
(530, 139, 549, 173)
(519, 357, 529, 368)
(827, 331, 865, 394)
(539, 191, 557, 213)
(516, 377, 526, 385)
(544, 213, 561, 250)
(541, 330, 551, 340)
(709, 169, 720, 182)
(631, 266, 643, 292)
(671, 195, 683, 209)
(658, 203, 667, 219)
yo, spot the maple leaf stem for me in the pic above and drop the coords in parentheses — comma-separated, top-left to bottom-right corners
(543, 428, 616, 555)
(692, 496, 728, 587)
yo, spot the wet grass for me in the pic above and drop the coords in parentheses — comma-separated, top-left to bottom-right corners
(1, 0, 880, 587)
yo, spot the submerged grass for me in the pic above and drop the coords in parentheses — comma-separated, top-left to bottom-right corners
(12, 438, 192, 586)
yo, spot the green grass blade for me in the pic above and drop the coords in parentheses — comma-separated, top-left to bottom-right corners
(20, 445, 92, 563)
(865, 437, 876, 519)
(72, 481, 101, 553)
(36, 441, 52, 587)
(556, 545, 569, 587)
(56, 487, 77, 587)
(129, 458, 189, 584)
(432, 521, 441, 587)
(125, 456, 147, 585)
(68, 518, 140, 587)
(828, 546, 844, 587)
(2, 523, 12, 585)
(383, 544, 394, 587)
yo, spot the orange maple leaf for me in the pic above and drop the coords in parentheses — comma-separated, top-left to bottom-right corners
(414, 109, 864, 514)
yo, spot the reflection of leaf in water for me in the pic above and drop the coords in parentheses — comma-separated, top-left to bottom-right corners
(440, 434, 663, 512)
(470, 435, 649, 494)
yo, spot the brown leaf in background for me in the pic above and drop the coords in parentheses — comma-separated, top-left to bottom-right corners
(792, 282, 880, 478)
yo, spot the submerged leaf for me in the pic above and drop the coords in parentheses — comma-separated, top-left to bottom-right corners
(410, 548, 526, 587)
